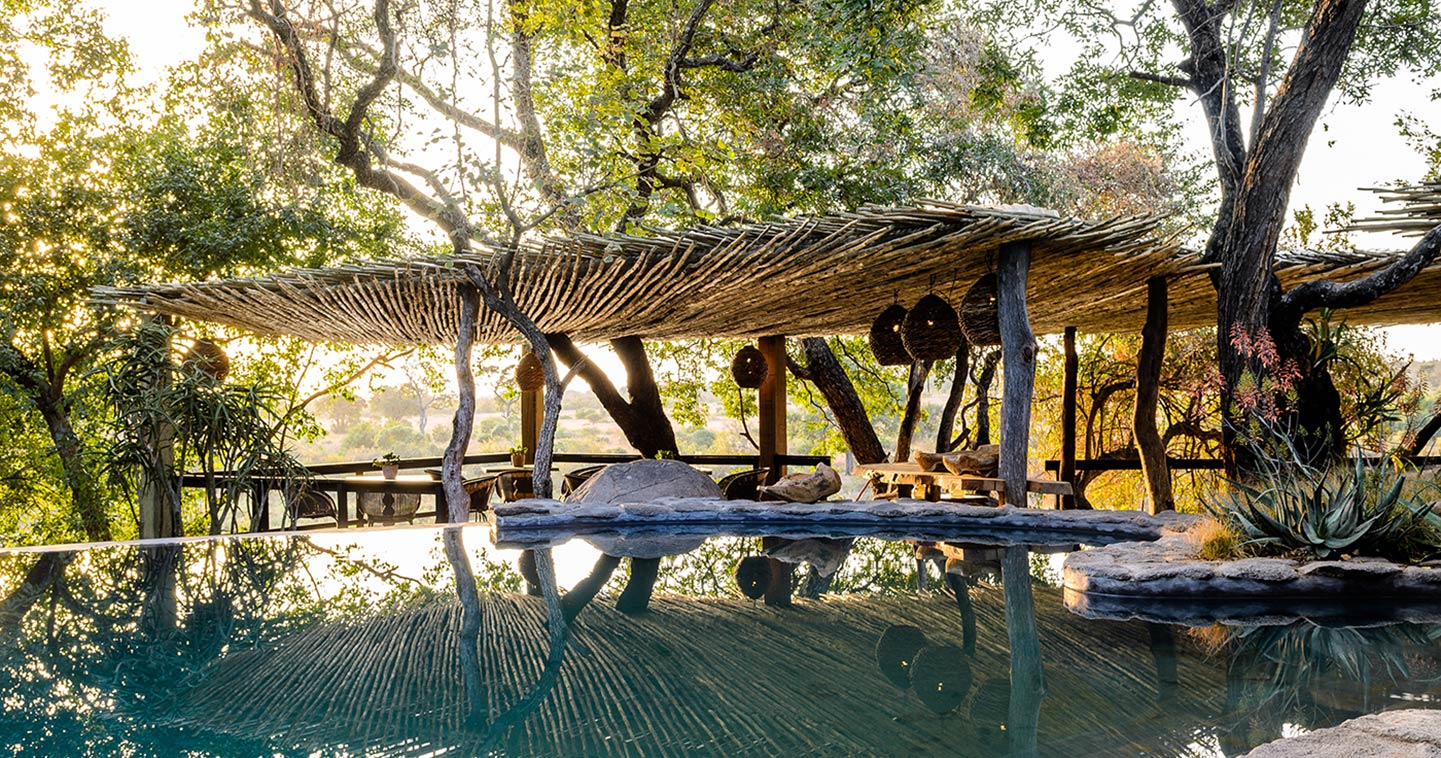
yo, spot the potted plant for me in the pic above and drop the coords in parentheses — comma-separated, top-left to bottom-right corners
(509, 445, 528, 468)
(374, 452, 402, 479)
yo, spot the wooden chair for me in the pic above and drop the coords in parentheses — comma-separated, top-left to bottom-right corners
(496, 471, 535, 502)
(462, 475, 497, 519)
(716, 468, 769, 500)
(561, 464, 607, 499)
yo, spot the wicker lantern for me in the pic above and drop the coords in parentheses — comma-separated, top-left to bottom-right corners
(959, 274, 1001, 346)
(901, 294, 963, 361)
(867, 303, 911, 366)
(182, 339, 230, 382)
(734, 555, 772, 600)
(730, 344, 769, 389)
(514, 352, 544, 391)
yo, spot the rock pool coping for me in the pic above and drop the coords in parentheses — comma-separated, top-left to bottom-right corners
(1241, 709, 1441, 757)
(1063, 518, 1441, 624)
(492, 497, 1191, 546)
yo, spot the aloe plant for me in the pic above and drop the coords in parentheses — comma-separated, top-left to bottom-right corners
(1209, 453, 1439, 560)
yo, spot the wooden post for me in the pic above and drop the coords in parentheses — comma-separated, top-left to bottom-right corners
(1134, 276, 1175, 513)
(1003, 545, 1044, 756)
(1059, 326, 1079, 510)
(520, 349, 542, 465)
(758, 336, 787, 485)
(997, 241, 1036, 507)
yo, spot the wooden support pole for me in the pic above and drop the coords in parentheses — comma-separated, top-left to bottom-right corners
(997, 241, 1036, 507)
(520, 349, 542, 465)
(1059, 326, 1079, 510)
(1134, 276, 1175, 513)
(1003, 545, 1044, 755)
(758, 336, 788, 485)
(441, 285, 479, 524)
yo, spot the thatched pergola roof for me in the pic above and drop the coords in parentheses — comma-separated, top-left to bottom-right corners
(93, 198, 1441, 346)
(94, 203, 1190, 345)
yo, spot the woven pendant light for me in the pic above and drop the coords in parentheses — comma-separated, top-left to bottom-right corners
(730, 344, 769, 388)
(514, 352, 544, 391)
(902, 294, 963, 361)
(182, 339, 230, 382)
(734, 555, 772, 600)
(868, 303, 911, 366)
(959, 274, 1001, 346)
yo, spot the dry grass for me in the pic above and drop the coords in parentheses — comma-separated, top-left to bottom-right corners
(1191, 516, 1248, 562)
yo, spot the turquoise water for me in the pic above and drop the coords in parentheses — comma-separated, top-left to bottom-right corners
(1, 524, 1437, 756)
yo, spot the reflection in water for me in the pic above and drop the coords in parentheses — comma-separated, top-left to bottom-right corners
(1, 529, 1440, 756)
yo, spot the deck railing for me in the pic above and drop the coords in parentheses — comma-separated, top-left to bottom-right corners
(179, 452, 832, 532)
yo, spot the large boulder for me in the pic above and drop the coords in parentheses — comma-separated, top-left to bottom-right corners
(566, 459, 722, 504)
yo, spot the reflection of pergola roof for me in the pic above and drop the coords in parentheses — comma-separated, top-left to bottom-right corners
(94, 199, 1441, 345)
(170, 586, 1225, 756)
(95, 203, 1191, 344)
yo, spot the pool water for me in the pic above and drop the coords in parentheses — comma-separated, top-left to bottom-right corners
(1, 524, 1437, 756)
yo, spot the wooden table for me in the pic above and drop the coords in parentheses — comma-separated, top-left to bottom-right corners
(854, 462, 1073, 504)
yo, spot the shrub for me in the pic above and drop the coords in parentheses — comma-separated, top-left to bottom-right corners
(1207, 453, 1441, 562)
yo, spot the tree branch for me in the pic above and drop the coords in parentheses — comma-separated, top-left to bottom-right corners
(1280, 223, 1441, 322)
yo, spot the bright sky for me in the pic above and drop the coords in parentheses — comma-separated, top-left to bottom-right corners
(95, 0, 1441, 361)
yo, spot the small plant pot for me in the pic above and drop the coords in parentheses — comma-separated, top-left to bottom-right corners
(511, 453, 526, 468)
(381, 464, 400, 480)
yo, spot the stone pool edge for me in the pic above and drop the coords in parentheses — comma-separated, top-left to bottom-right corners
(492, 497, 1193, 541)
(1062, 518, 1441, 601)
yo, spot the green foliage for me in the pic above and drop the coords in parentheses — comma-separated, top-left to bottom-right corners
(1208, 448, 1441, 561)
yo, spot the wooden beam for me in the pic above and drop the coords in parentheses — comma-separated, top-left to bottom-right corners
(758, 336, 788, 485)
(520, 349, 542, 465)
(1059, 326, 1079, 509)
(997, 241, 1036, 506)
(1134, 276, 1174, 513)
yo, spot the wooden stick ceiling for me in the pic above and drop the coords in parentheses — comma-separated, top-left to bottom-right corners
(92, 199, 1441, 346)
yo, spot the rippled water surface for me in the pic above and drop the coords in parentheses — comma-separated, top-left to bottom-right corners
(1, 524, 1438, 756)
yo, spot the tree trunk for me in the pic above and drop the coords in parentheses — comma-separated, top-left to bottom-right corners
(548, 334, 678, 457)
(36, 396, 110, 542)
(895, 360, 932, 464)
(973, 350, 999, 447)
(790, 337, 887, 464)
(936, 345, 969, 453)
(1059, 327, 1079, 509)
(442, 285, 480, 524)
(1134, 277, 1175, 513)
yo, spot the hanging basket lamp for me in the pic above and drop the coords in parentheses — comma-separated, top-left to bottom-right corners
(959, 274, 1001, 346)
(902, 293, 963, 361)
(182, 339, 230, 382)
(730, 344, 769, 389)
(868, 303, 912, 366)
(514, 352, 545, 392)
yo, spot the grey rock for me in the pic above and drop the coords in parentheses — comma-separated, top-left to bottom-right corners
(567, 459, 722, 503)
(1243, 709, 1441, 757)
(1299, 559, 1403, 579)
(585, 533, 707, 559)
(1217, 558, 1300, 583)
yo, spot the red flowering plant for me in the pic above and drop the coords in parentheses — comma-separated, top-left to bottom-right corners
(1204, 320, 1441, 562)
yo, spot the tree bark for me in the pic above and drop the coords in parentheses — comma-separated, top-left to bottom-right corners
(548, 334, 679, 458)
(936, 345, 969, 453)
(1059, 327, 1079, 509)
(442, 285, 480, 524)
(790, 337, 887, 464)
(1134, 277, 1175, 514)
(973, 350, 1000, 447)
(997, 241, 1036, 506)
(895, 360, 932, 464)
(36, 396, 110, 542)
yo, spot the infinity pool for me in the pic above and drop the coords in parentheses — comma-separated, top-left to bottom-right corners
(1, 524, 1437, 756)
